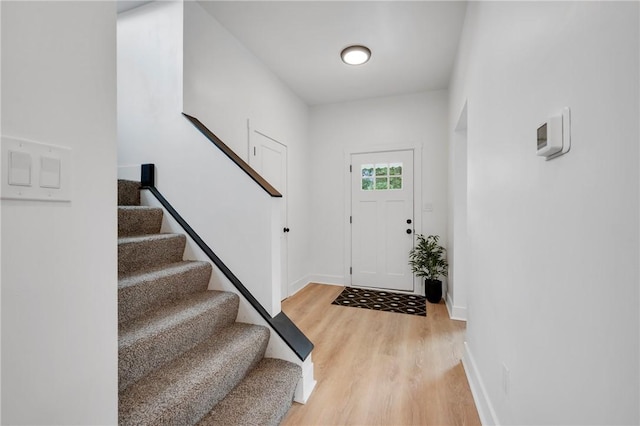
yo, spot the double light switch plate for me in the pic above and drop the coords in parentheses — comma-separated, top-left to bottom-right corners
(1, 136, 72, 202)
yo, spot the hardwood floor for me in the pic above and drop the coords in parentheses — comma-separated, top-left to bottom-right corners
(280, 283, 480, 426)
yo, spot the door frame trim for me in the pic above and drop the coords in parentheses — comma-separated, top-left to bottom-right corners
(343, 143, 423, 294)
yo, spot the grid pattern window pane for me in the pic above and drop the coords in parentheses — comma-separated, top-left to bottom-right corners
(361, 162, 403, 191)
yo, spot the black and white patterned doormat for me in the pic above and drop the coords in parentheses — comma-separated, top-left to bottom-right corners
(332, 287, 426, 316)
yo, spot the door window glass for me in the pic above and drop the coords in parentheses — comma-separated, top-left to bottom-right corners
(362, 162, 402, 190)
(361, 164, 374, 190)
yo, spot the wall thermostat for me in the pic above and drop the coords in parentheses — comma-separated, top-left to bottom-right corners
(537, 107, 571, 160)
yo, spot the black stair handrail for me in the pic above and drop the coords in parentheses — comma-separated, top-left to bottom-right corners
(182, 113, 282, 198)
(140, 164, 313, 361)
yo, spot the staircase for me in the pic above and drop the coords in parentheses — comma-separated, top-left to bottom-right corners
(117, 180, 301, 425)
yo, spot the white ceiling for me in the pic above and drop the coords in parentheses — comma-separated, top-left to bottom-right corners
(199, 1, 468, 106)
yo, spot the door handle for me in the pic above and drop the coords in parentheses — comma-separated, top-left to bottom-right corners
(283, 227, 290, 233)
(406, 229, 412, 234)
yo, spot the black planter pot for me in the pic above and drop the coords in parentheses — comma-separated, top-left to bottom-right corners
(425, 279, 442, 303)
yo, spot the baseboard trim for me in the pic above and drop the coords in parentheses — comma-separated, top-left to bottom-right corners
(462, 342, 500, 426)
(305, 274, 345, 287)
(288, 275, 312, 298)
(287, 276, 344, 300)
(446, 292, 468, 321)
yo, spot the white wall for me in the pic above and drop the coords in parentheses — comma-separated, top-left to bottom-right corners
(118, 1, 311, 313)
(0, 2, 3, 420)
(1, 1, 117, 424)
(182, 1, 311, 297)
(450, 2, 639, 425)
(448, 101, 468, 319)
(308, 91, 449, 292)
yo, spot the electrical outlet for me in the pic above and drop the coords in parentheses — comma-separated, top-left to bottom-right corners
(502, 363, 510, 396)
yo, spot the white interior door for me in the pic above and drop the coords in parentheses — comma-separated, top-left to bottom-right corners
(249, 130, 289, 300)
(351, 150, 414, 291)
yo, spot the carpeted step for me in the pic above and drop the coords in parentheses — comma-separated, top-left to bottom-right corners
(119, 261, 212, 324)
(118, 179, 141, 206)
(119, 291, 239, 391)
(118, 206, 164, 237)
(197, 358, 302, 426)
(119, 323, 270, 426)
(118, 233, 186, 277)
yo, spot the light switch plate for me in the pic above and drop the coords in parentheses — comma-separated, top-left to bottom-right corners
(8, 151, 32, 186)
(40, 156, 62, 189)
(2, 136, 72, 201)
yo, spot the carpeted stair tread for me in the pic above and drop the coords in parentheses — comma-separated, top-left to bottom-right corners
(118, 233, 186, 276)
(197, 358, 302, 426)
(119, 261, 212, 324)
(118, 179, 141, 206)
(119, 323, 270, 426)
(118, 205, 163, 237)
(119, 291, 239, 391)
(116, 180, 302, 425)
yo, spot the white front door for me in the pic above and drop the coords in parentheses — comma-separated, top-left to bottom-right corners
(249, 130, 289, 300)
(351, 150, 414, 291)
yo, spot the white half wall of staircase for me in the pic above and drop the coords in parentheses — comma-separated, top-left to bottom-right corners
(140, 189, 316, 403)
(1, 1, 118, 424)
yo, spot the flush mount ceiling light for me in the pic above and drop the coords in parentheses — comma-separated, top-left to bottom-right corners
(341, 45, 371, 65)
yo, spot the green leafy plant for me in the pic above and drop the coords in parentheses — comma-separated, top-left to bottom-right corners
(408, 234, 448, 280)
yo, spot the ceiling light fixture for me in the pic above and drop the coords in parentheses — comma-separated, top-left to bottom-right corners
(341, 45, 371, 66)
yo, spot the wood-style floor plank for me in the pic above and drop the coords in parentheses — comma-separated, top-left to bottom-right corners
(281, 283, 481, 426)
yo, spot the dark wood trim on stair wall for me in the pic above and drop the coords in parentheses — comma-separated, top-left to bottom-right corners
(181, 113, 282, 198)
(140, 164, 313, 361)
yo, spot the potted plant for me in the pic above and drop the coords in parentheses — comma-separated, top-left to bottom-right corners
(408, 234, 448, 303)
